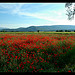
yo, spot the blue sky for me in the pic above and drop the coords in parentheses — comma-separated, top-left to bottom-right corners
(0, 3, 75, 29)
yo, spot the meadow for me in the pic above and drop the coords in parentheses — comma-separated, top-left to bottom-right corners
(0, 32, 75, 72)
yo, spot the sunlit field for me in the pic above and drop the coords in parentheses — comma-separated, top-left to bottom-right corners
(1, 31, 75, 34)
(0, 32, 75, 72)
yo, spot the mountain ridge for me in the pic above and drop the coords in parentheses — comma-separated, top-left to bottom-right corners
(0, 25, 75, 31)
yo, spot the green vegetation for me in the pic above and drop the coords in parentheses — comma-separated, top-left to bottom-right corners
(0, 32, 75, 72)
(0, 31, 75, 34)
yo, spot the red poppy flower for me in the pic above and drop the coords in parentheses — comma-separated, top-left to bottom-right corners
(15, 56, 18, 59)
(68, 70, 71, 72)
(33, 67, 36, 69)
(27, 61, 30, 63)
(17, 67, 19, 69)
(58, 71, 59, 72)
(30, 65, 32, 69)
(31, 62, 34, 65)
(33, 54, 34, 57)
(7, 62, 9, 64)
(24, 62, 26, 64)
(22, 67, 24, 69)
(18, 56, 21, 60)
(41, 68, 43, 70)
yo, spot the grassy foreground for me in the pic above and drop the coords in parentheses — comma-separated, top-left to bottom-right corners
(0, 32, 75, 72)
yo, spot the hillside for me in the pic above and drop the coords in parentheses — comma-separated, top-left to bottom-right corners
(0, 25, 75, 32)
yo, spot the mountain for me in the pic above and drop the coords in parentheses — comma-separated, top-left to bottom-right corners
(1, 25, 75, 32)
(17, 26, 37, 31)
(0, 27, 9, 30)
(36, 25, 75, 31)
(1, 26, 37, 32)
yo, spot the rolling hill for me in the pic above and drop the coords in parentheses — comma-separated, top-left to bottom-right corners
(0, 25, 75, 32)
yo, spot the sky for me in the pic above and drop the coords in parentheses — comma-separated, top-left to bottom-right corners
(0, 3, 75, 29)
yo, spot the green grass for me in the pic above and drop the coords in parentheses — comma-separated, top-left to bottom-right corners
(58, 46, 75, 72)
(0, 32, 75, 72)
(0, 31, 75, 34)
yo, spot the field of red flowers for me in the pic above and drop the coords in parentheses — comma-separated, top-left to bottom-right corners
(0, 33, 75, 72)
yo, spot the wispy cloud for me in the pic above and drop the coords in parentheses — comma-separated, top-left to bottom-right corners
(0, 3, 75, 28)
(17, 9, 66, 24)
(0, 3, 16, 9)
(0, 3, 25, 14)
(11, 3, 67, 25)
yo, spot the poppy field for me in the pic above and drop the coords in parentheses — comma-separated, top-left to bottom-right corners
(0, 32, 75, 72)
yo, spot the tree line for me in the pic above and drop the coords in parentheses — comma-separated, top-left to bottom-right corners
(0, 30, 75, 33)
(56, 30, 75, 32)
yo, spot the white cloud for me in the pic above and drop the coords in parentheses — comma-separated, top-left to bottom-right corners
(56, 19, 75, 25)
(14, 8, 75, 26)
(0, 3, 17, 9)
(0, 3, 25, 14)
(0, 3, 75, 26)
(17, 9, 66, 24)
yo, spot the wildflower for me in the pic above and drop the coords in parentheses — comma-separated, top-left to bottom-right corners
(68, 70, 71, 72)
(15, 56, 18, 59)
(27, 61, 30, 63)
(17, 67, 19, 69)
(54, 54, 57, 56)
(24, 62, 26, 64)
(7, 59, 10, 61)
(12, 55, 14, 58)
(18, 52, 19, 53)
(41, 68, 43, 70)
(19, 63, 22, 67)
(11, 70, 13, 72)
(31, 62, 34, 65)
(7, 62, 9, 64)
(58, 71, 59, 72)
(18, 56, 21, 60)
(8, 56, 10, 58)
(41, 61, 43, 62)
(67, 46, 70, 49)
(45, 60, 46, 62)
(22, 67, 24, 69)
(55, 63, 57, 64)
(33, 54, 34, 57)
(30, 65, 32, 69)
(33, 67, 36, 69)
(8, 70, 10, 71)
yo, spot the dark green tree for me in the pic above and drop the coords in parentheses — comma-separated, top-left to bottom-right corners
(56, 30, 59, 32)
(60, 30, 63, 32)
(65, 30, 68, 32)
(37, 30, 39, 33)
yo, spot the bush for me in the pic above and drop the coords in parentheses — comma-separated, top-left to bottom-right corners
(37, 30, 40, 32)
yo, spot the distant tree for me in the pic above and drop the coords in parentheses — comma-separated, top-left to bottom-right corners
(2, 30, 6, 32)
(13, 31, 19, 32)
(74, 30, 75, 32)
(11, 31, 14, 32)
(68, 30, 71, 32)
(60, 30, 63, 32)
(65, 2, 75, 20)
(37, 30, 40, 33)
(56, 30, 59, 32)
(59, 30, 63, 32)
(65, 30, 68, 32)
